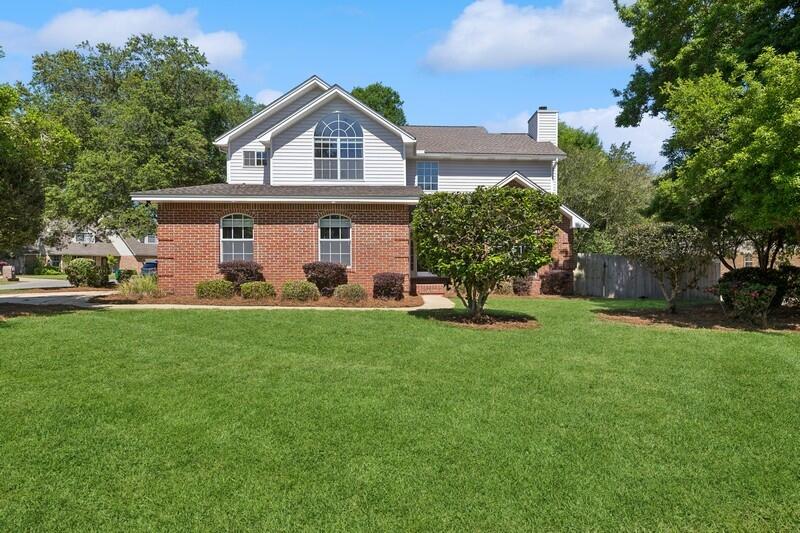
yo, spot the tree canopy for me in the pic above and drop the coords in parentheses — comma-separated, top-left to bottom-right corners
(613, 0, 800, 127)
(617, 222, 711, 313)
(23, 34, 259, 237)
(0, 85, 78, 252)
(653, 49, 800, 269)
(557, 122, 655, 253)
(412, 187, 561, 320)
(351, 82, 407, 125)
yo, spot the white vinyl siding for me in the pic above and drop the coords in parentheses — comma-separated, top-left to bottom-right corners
(407, 159, 554, 193)
(227, 86, 326, 184)
(270, 96, 406, 186)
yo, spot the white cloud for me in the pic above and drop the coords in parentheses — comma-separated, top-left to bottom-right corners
(0, 6, 244, 66)
(561, 105, 671, 168)
(425, 0, 631, 71)
(255, 88, 282, 105)
(484, 105, 671, 168)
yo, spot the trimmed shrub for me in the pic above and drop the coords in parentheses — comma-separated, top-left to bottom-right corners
(218, 260, 264, 291)
(195, 279, 235, 299)
(540, 270, 573, 295)
(64, 258, 106, 287)
(373, 272, 404, 300)
(781, 265, 800, 307)
(493, 280, 514, 295)
(119, 275, 161, 298)
(116, 269, 137, 282)
(282, 280, 320, 302)
(512, 276, 533, 296)
(718, 267, 786, 308)
(333, 283, 367, 303)
(303, 261, 347, 297)
(240, 281, 277, 300)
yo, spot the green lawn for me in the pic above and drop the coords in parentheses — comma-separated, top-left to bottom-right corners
(1, 298, 799, 530)
(17, 273, 68, 280)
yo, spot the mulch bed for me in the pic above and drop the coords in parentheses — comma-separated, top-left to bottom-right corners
(89, 293, 425, 308)
(596, 304, 800, 333)
(409, 309, 539, 330)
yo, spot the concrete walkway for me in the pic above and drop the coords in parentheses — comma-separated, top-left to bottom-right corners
(0, 291, 454, 311)
(0, 277, 72, 291)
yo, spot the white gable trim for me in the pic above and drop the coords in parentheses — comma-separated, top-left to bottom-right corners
(214, 76, 330, 147)
(496, 171, 590, 229)
(257, 85, 416, 146)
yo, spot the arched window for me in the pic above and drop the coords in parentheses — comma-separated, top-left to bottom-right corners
(314, 112, 363, 180)
(319, 215, 351, 266)
(220, 214, 254, 262)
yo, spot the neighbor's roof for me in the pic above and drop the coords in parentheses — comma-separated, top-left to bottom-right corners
(47, 242, 118, 257)
(132, 184, 422, 204)
(404, 126, 565, 157)
(122, 237, 157, 257)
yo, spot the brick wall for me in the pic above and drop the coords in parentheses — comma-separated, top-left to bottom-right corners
(156, 202, 411, 295)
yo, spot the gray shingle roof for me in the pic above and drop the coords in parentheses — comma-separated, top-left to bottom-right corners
(403, 125, 565, 156)
(133, 183, 422, 199)
(122, 237, 157, 257)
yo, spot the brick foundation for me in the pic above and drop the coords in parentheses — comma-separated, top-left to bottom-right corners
(156, 202, 411, 296)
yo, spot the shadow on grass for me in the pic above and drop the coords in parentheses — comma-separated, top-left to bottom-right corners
(0, 303, 95, 326)
(408, 308, 539, 330)
(592, 302, 800, 334)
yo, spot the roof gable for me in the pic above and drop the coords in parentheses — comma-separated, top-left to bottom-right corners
(496, 171, 590, 229)
(214, 75, 330, 147)
(257, 86, 416, 145)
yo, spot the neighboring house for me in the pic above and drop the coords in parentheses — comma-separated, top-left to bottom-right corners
(17, 230, 157, 273)
(721, 250, 800, 273)
(131, 76, 588, 296)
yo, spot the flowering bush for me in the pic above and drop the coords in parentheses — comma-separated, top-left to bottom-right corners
(711, 281, 776, 328)
(780, 265, 800, 307)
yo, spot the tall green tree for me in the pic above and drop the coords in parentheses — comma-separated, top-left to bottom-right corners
(351, 82, 407, 125)
(0, 85, 78, 252)
(557, 123, 655, 253)
(613, 0, 799, 128)
(25, 35, 259, 236)
(654, 49, 800, 269)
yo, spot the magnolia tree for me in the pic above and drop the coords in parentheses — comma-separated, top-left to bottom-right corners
(411, 187, 561, 321)
(617, 222, 711, 313)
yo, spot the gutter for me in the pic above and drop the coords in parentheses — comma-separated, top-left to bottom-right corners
(130, 194, 421, 205)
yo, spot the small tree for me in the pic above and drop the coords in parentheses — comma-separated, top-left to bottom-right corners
(617, 222, 711, 313)
(412, 187, 561, 321)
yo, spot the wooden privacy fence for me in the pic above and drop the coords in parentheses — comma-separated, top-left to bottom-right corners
(574, 253, 721, 299)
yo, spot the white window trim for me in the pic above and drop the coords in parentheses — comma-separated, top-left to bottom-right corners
(416, 161, 439, 191)
(243, 150, 267, 167)
(73, 231, 96, 244)
(313, 113, 364, 181)
(318, 214, 352, 267)
(219, 213, 255, 262)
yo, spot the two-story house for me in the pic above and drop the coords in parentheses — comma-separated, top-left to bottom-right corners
(131, 76, 588, 296)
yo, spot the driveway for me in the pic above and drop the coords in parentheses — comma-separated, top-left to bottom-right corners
(0, 277, 72, 291)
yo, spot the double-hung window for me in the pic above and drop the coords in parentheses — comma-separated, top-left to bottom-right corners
(243, 150, 266, 167)
(220, 214, 254, 261)
(416, 161, 439, 191)
(319, 215, 351, 266)
(314, 113, 364, 180)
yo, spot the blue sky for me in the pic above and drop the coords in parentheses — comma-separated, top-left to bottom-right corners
(0, 0, 670, 166)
